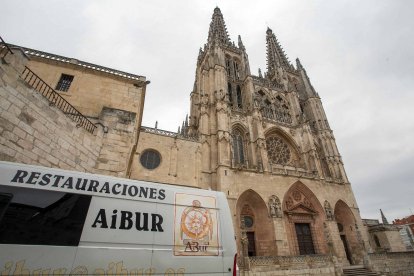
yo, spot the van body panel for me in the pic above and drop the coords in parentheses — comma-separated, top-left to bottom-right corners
(0, 245, 77, 274)
(0, 161, 236, 275)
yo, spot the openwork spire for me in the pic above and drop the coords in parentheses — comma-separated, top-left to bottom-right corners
(266, 27, 291, 71)
(207, 7, 230, 45)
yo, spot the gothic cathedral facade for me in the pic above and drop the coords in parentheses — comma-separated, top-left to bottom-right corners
(179, 7, 369, 264)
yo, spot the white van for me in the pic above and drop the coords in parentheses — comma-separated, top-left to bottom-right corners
(0, 161, 237, 275)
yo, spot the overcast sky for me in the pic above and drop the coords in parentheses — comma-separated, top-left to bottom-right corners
(2, 0, 414, 221)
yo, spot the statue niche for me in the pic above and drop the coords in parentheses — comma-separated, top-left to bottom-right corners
(268, 195, 282, 218)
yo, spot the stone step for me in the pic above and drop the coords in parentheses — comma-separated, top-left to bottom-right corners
(343, 267, 380, 276)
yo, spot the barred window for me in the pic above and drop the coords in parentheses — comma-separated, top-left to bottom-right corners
(55, 74, 74, 92)
(140, 149, 161, 170)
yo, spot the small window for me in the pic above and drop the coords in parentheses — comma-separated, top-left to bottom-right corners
(140, 149, 161, 170)
(374, 234, 381, 248)
(55, 74, 74, 92)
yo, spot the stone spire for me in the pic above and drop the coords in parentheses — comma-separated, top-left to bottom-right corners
(296, 57, 317, 97)
(380, 209, 389, 224)
(266, 27, 291, 72)
(296, 57, 303, 70)
(207, 7, 231, 45)
(238, 35, 245, 50)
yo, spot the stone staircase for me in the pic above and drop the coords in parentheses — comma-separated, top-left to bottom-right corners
(343, 265, 380, 276)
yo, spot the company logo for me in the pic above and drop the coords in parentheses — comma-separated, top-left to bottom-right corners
(174, 194, 219, 256)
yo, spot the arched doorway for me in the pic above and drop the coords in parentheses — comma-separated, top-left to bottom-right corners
(236, 190, 276, 256)
(334, 200, 362, 265)
(283, 181, 327, 255)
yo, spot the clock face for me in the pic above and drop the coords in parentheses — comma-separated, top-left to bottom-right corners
(244, 216, 254, 228)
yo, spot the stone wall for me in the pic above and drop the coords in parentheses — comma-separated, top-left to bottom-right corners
(26, 57, 145, 118)
(0, 48, 138, 177)
(369, 252, 414, 276)
(0, 50, 101, 172)
(131, 129, 201, 188)
(95, 107, 138, 178)
(242, 255, 337, 276)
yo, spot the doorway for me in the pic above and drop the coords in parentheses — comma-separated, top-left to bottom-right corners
(341, 234, 353, 264)
(295, 223, 315, 255)
(246, 231, 256, 256)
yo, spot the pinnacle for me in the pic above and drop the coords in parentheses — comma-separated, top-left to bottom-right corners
(207, 7, 231, 45)
(266, 27, 292, 72)
(238, 35, 245, 49)
(296, 58, 303, 70)
(266, 27, 273, 34)
(380, 209, 389, 224)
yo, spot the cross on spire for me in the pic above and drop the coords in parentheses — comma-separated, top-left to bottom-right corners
(207, 7, 231, 45)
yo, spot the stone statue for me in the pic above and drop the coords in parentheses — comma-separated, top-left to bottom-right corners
(324, 200, 334, 220)
(269, 195, 282, 218)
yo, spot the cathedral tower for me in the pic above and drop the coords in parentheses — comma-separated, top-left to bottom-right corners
(189, 7, 254, 190)
(188, 7, 367, 264)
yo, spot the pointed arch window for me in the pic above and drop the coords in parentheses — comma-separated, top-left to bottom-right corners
(316, 145, 331, 178)
(236, 85, 242, 108)
(227, 83, 233, 107)
(226, 58, 231, 76)
(233, 129, 245, 165)
(255, 92, 292, 124)
(233, 61, 240, 80)
(263, 99, 273, 119)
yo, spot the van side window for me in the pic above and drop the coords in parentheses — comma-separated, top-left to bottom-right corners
(0, 186, 91, 246)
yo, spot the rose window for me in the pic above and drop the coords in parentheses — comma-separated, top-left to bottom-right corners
(266, 136, 291, 165)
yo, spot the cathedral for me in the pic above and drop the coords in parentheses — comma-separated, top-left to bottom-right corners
(177, 6, 366, 261)
(1, 7, 413, 276)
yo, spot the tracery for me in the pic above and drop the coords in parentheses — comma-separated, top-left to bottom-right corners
(254, 90, 292, 124)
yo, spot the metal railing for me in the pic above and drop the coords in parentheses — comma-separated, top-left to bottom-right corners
(20, 67, 97, 134)
(141, 126, 198, 141)
(0, 36, 14, 58)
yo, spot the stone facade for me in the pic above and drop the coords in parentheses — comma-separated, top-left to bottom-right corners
(1, 7, 413, 275)
(0, 49, 100, 172)
(138, 7, 367, 267)
(363, 218, 407, 253)
(369, 252, 414, 276)
(0, 45, 148, 178)
(21, 47, 146, 118)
